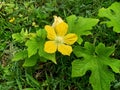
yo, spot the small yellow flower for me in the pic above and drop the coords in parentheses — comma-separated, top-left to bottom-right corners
(9, 17, 15, 23)
(44, 16, 78, 56)
(32, 22, 39, 27)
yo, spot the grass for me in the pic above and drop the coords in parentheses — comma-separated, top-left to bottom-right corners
(0, 0, 120, 90)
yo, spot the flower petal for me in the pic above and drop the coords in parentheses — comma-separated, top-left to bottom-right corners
(52, 16, 63, 27)
(58, 44, 72, 56)
(64, 33, 78, 45)
(45, 25, 56, 40)
(55, 22, 68, 36)
(44, 41, 57, 53)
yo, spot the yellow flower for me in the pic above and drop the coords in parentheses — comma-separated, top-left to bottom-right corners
(32, 22, 39, 27)
(9, 17, 15, 23)
(44, 16, 78, 56)
(52, 16, 63, 27)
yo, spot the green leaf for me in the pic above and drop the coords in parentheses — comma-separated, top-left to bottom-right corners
(25, 29, 56, 63)
(74, 42, 95, 57)
(95, 43, 115, 57)
(25, 29, 47, 58)
(23, 55, 38, 67)
(12, 33, 24, 43)
(25, 38, 39, 57)
(36, 29, 47, 39)
(98, 2, 120, 33)
(12, 29, 28, 43)
(40, 51, 56, 64)
(84, 42, 95, 55)
(72, 42, 120, 90)
(102, 57, 120, 73)
(66, 15, 99, 44)
(12, 50, 28, 61)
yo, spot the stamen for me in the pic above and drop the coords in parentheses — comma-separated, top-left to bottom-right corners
(55, 36, 64, 44)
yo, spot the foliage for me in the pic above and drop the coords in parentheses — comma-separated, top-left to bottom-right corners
(98, 2, 120, 33)
(12, 29, 56, 66)
(71, 2, 120, 90)
(72, 42, 120, 90)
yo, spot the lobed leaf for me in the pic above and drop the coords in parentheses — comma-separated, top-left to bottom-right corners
(25, 29, 56, 64)
(95, 43, 115, 57)
(12, 33, 24, 43)
(72, 42, 120, 90)
(12, 50, 28, 61)
(25, 38, 39, 57)
(98, 2, 120, 33)
(23, 55, 38, 67)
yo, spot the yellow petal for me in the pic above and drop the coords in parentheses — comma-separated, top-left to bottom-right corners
(9, 17, 15, 23)
(44, 41, 57, 53)
(55, 22, 68, 36)
(52, 16, 63, 27)
(45, 25, 56, 40)
(64, 33, 78, 45)
(58, 44, 72, 56)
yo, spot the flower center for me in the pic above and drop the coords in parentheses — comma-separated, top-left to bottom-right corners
(55, 36, 64, 44)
